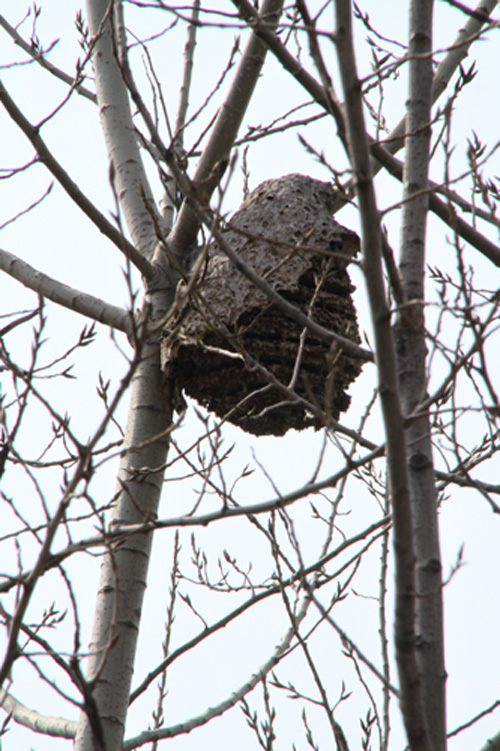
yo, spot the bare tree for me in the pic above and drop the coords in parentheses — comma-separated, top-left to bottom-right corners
(1, 1, 500, 750)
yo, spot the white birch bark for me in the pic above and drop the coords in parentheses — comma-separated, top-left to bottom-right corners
(85, 0, 159, 260)
(75, 2, 173, 749)
(74, 337, 171, 751)
(0, 248, 131, 335)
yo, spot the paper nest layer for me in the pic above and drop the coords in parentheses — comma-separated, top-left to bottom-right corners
(161, 174, 363, 436)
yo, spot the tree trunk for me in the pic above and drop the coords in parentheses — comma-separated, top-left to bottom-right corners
(395, 1, 447, 748)
(75, 0, 284, 747)
(75, 2, 173, 748)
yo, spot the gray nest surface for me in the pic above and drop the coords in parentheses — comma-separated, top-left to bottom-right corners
(161, 174, 363, 436)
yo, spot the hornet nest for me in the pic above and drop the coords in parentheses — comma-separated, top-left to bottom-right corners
(161, 174, 363, 436)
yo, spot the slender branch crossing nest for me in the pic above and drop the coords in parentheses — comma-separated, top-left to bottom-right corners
(161, 174, 363, 436)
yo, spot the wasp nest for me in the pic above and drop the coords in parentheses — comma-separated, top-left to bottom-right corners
(161, 174, 363, 436)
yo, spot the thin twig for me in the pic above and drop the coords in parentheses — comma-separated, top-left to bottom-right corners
(0, 80, 155, 280)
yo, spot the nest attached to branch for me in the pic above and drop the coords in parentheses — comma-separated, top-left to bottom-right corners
(161, 174, 363, 436)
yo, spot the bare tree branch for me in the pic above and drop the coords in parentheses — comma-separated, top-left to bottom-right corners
(0, 454, 389, 599)
(0, 247, 132, 335)
(0, 80, 156, 281)
(230, 0, 338, 123)
(367, 0, 500, 170)
(394, 2, 446, 748)
(371, 143, 500, 267)
(0, 460, 92, 688)
(166, 0, 287, 258)
(0, 13, 97, 102)
(334, 2, 429, 749)
(160, 0, 200, 231)
(0, 689, 77, 740)
(86, 1, 161, 262)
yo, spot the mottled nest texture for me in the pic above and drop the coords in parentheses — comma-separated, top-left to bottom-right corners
(161, 174, 363, 436)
